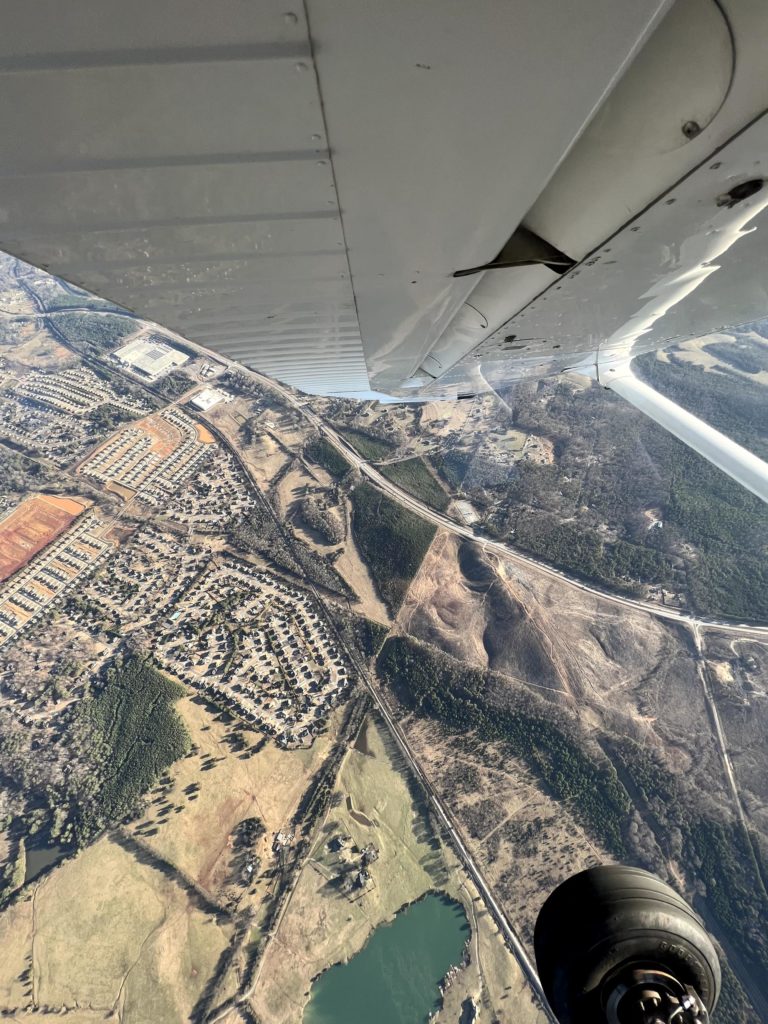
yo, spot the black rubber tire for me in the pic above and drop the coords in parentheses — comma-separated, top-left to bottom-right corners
(533, 865, 720, 1024)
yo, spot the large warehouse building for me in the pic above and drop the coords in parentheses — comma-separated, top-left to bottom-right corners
(113, 337, 189, 380)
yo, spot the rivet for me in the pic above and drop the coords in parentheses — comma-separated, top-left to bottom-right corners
(682, 120, 701, 140)
(284, 12, 298, 23)
(295, 62, 308, 72)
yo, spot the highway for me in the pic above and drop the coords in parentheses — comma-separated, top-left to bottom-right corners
(246, 369, 768, 640)
(8, 304, 768, 636)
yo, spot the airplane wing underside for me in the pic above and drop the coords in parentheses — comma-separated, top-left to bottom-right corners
(1, 0, 768, 401)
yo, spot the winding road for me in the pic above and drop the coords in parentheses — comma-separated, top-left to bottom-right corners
(246, 369, 768, 639)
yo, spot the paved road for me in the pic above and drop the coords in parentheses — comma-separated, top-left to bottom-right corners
(691, 623, 749, 834)
(199, 405, 557, 1020)
(247, 370, 768, 640)
(6, 302, 767, 637)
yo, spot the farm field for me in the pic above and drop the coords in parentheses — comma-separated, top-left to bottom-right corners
(0, 836, 232, 1023)
(129, 694, 341, 898)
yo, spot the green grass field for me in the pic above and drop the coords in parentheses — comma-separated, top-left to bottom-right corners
(252, 717, 454, 1024)
(0, 836, 231, 1022)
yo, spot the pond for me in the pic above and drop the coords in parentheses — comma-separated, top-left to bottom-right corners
(24, 842, 67, 883)
(304, 892, 470, 1024)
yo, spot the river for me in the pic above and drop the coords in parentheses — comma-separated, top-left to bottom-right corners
(304, 892, 469, 1024)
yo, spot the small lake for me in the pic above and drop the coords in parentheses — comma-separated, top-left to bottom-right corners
(304, 893, 469, 1024)
(24, 843, 66, 883)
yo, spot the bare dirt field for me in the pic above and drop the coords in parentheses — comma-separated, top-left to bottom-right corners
(206, 400, 292, 491)
(0, 494, 87, 580)
(331, 523, 391, 624)
(195, 421, 215, 444)
(388, 533, 756, 966)
(400, 534, 729, 796)
(6, 330, 76, 370)
(0, 836, 231, 1023)
(274, 461, 318, 519)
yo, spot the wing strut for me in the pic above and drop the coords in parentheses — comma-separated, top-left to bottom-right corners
(602, 361, 768, 504)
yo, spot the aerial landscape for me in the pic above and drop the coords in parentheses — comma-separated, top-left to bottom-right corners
(0, 249, 768, 1024)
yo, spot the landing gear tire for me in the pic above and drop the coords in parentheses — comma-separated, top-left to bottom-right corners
(533, 865, 721, 1024)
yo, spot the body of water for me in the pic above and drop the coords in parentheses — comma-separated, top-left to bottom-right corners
(304, 892, 469, 1024)
(24, 843, 66, 883)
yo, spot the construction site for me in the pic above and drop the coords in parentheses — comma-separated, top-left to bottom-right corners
(0, 505, 113, 646)
(78, 407, 216, 504)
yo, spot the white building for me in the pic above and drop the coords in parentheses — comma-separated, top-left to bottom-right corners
(113, 337, 189, 379)
(189, 387, 229, 412)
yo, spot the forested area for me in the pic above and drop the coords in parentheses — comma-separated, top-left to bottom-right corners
(609, 736, 768, 1014)
(377, 633, 768, 1023)
(379, 456, 450, 511)
(332, 610, 389, 662)
(86, 403, 135, 434)
(0, 442, 63, 492)
(153, 369, 195, 399)
(47, 311, 136, 358)
(304, 436, 351, 479)
(429, 352, 768, 619)
(635, 353, 768, 617)
(337, 426, 396, 461)
(377, 634, 631, 858)
(0, 655, 190, 868)
(349, 483, 436, 610)
(70, 656, 190, 843)
(227, 501, 351, 597)
(299, 496, 344, 544)
(635, 351, 768, 458)
(703, 336, 768, 376)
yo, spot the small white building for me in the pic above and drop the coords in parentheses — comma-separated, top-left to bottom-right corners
(189, 387, 230, 412)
